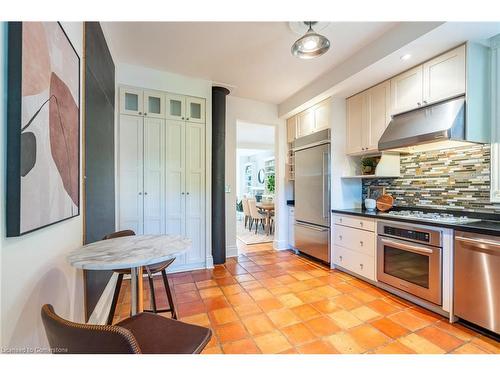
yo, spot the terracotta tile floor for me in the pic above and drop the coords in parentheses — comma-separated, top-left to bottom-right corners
(112, 242, 499, 354)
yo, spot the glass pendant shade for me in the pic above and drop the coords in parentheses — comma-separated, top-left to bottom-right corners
(291, 22, 330, 59)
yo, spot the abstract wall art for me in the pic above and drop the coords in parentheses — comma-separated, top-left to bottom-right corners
(7, 22, 80, 236)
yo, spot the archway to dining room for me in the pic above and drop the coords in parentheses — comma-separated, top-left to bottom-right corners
(235, 121, 276, 254)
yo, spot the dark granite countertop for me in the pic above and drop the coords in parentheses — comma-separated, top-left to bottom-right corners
(331, 208, 500, 237)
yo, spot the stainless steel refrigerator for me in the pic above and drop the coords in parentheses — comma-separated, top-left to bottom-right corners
(293, 130, 331, 263)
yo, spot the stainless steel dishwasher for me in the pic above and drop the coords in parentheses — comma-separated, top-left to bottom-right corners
(454, 231, 500, 334)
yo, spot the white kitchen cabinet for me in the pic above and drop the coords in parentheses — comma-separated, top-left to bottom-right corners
(165, 119, 206, 268)
(120, 87, 144, 116)
(119, 86, 207, 270)
(297, 109, 315, 138)
(143, 90, 165, 119)
(346, 92, 365, 154)
(332, 214, 376, 281)
(288, 206, 295, 248)
(423, 45, 466, 105)
(286, 116, 297, 143)
(186, 96, 206, 123)
(118, 115, 165, 235)
(313, 99, 331, 132)
(346, 81, 390, 155)
(390, 65, 423, 115)
(118, 114, 144, 234)
(166, 93, 186, 121)
(365, 81, 391, 152)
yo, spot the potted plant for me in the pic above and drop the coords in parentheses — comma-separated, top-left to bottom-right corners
(266, 174, 275, 194)
(361, 157, 376, 175)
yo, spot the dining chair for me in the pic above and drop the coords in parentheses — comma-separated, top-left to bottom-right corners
(41, 304, 211, 354)
(103, 230, 177, 325)
(247, 199, 266, 234)
(242, 198, 251, 229)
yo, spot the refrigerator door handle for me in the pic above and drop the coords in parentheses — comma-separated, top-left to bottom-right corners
(295, 221, 329, 232)
(322, 151, 330, 219)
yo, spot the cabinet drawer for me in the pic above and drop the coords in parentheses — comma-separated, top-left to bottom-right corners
(333, 245, 375, 281)
(333, 214, 375, 232)
(334, 225, 375, 256)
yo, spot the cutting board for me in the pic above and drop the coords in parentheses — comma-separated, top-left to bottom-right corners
(376, 194, 394, 212)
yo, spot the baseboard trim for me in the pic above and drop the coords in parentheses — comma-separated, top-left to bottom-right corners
(88, 273, 117, 325)
(206, 255, 214, 269)
(226, 245, 238, 258)
(273, 239, 289, 251)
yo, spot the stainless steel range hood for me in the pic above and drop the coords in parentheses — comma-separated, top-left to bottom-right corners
(378, 96, 474, 152)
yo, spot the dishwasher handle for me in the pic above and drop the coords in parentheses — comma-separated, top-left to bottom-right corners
(455, 236, 500, 253)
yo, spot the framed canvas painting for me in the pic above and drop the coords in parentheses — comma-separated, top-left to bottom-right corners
(7, 22, 80, 237)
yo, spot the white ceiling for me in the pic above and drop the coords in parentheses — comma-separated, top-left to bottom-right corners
(237, 121, 275, 148)
(101, 21, 397, 103)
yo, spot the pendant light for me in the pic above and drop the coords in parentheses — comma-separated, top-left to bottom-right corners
(291, 21, 330, 59)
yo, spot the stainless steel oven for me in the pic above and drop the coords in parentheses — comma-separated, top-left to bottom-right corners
(377, 221, 443, 305)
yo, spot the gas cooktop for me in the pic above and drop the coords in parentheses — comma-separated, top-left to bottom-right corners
(379, 210, 481, 224)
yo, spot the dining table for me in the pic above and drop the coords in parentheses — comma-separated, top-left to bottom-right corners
(256, 201, 275, 235)
(67, 235, 191, 316)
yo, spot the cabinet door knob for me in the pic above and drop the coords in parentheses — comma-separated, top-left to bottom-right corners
(423, 100, 428, 104)
(339, 218, 343, 222)
(339, 256, 343, 261)
(417, 102, 421, 107)
(181, 192, 185, 195)
(144, 112, 148, 116)
(181, 117, 185, 120)
(144, 192, 148, 195)
(360, 241, 364, 246)
(359, 221, 363, 227)
(138, 192, 142, 195)
(339, 235, 343, 240)
(186, 192, 190, 195)
(360, 263, 364, 269)
(186, 118, 190, 120)
(138, 112, 143, 115)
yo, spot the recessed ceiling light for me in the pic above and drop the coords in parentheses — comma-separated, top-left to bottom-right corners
(400, 54, 412, 61)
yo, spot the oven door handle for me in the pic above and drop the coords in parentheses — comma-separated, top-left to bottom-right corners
(380, 238, 434, 254)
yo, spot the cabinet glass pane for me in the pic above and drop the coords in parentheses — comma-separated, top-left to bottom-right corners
(170, 100, 182, 116)
(148, 96, 161, 114)
(190, 102, 201, 119)
(125, 93, 139, 111)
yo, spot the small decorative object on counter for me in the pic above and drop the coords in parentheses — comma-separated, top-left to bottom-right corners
(376, 194, 394, 212)
(364, 198, 376, 211)
(367, 185, 386, 200)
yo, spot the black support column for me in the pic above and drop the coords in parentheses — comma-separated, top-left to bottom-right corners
(211, 86, 230, 265)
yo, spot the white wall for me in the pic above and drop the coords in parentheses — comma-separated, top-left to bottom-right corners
(0, 22, 85, 351)
(115, 63, 214, 268)
(236, 149, 274, 199)
(225, 96, 286, 256)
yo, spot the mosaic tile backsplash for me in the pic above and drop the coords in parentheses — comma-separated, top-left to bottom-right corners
(362, 144, 500, 213)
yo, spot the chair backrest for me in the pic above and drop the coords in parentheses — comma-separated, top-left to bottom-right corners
(247, 199, 260, 218)
(41, 304, 141, 354)
(242, 198, 250, 216)
(102, 229, 136, 240)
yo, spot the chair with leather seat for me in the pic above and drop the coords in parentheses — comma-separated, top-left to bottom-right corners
(41, 304, 211, 354)
(103, 230, 177, 324)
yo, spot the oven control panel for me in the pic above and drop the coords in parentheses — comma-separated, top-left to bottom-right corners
(383, 226, 430, 243)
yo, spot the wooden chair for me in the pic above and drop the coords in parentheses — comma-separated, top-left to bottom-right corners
(41, 304, 211, 354)
(247, 199, 266, 234)
(104, 230, 177, 325)
(242, 198, 251, 228)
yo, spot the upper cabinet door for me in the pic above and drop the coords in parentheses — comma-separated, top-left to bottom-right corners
(186, 96, 206, 123)
(365, 81, 391, 152)
(314, 100, 331, 131)
(120, 87, 144, 116)
(166, 93, 186, 121)
(346, 93, 365, 154)
(143, 90, 165, 119)
(390, 65, 423, 115)
(423, 45, 466, 105)
(286, 116, 297, 143)
(297, 109, 315, 138)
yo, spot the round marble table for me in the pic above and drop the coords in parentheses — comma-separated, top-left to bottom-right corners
(67, 235, 191, 316)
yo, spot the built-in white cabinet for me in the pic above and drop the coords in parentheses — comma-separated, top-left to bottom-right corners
(390, 45, 466, 115)
(346, 80, 390, 155)
(332, 214, 376, 281)
(423, 45, 466, 106)
(119, 86, 207, 270)
(166, 94, 206, 123)
(286, 116, 297, 143)
(290, 98, 331, 140)
(118, 115, 165, 235)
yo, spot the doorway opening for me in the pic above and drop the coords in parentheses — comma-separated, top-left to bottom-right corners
(235, 121, 276, 252)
